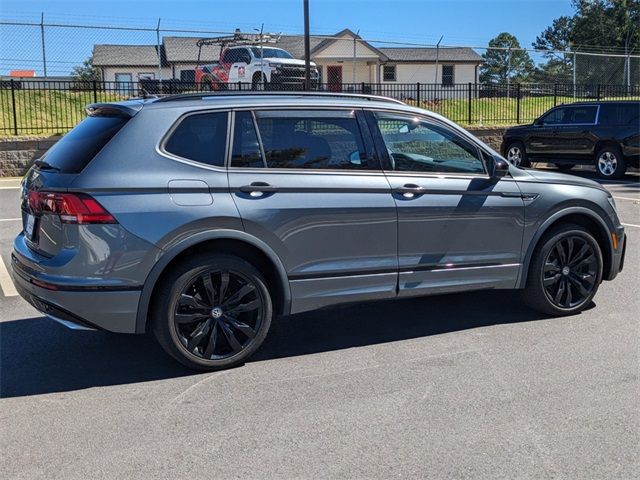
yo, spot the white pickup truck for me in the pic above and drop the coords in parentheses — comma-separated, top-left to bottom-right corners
(195, 45, 320, 90)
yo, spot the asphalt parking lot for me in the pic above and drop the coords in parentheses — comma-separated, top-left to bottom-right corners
(0, 169, 638, 479)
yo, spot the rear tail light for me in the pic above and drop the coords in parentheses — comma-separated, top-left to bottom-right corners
(27, 191, 116, 224)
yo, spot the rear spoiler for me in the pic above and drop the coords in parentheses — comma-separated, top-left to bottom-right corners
(85, 101, 144, 118)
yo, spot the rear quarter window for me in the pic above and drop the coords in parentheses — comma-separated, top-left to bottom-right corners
(599, 104, 640, 126)
(164, 112, 228, 167)
(41, 115, 128, 173)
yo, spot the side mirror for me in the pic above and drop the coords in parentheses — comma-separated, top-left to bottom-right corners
(348, 150, 362, 165)
(491, 155, 510, 179)
(534, 118, 543, 126)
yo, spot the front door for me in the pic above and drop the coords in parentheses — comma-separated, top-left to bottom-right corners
(368, 111, 525, 296)
(227, 108, 398, 314)
(327, 66, 343, 92)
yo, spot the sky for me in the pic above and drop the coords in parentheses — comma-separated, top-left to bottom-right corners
(0, 0, 576, 76)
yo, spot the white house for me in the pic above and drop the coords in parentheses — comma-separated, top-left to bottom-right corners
(92, 29, 482, 99)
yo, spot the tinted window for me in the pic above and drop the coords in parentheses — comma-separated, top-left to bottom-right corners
(41, 115, 128, 173)
(231, 111, 264, 168)
(383, 65, 396, 81)
(599, 103, 640, 125)
(565, 106, 597, 124)
(165, 112, 228, 166)
(374, 113, 485, 174)
(251, 48, 293, 59)
(540, 107, 567, 125)
(222, 49, 241, 63)
(254, 110, 374, 170)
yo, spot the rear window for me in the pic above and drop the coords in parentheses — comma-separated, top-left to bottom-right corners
(41, 115, 128, 173)
(164, 112, 228, 167)
(599, 103, 640, 125)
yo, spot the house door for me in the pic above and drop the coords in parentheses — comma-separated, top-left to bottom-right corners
(115, 73, 133, 96)
(327, 66, 342, 92)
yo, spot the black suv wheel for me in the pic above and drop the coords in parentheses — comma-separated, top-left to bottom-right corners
(505, 141, 530, 168)
(523, 224, 602, 316)
(152, 253, 273, 371)
(595, 145, 626, 179)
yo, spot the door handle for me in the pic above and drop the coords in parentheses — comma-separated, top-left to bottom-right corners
(239, 182, 278, 197)
(394, 184, 424, 199)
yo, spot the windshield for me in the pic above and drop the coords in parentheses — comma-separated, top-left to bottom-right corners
(250, 47, 293, 59)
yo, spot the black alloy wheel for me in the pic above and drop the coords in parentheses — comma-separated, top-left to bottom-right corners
(542, 235, 598, 309)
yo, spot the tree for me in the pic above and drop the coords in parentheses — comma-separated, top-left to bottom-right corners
(480, 33, 534, 84)
(71, 56, 101, 82)
(535, 0, 640, 85)
(532, 16, 574, 82)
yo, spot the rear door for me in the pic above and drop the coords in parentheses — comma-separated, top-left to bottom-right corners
(227, 108, 398, 314)
(551, 105, 599, 159)
(368, 110, 525, 296)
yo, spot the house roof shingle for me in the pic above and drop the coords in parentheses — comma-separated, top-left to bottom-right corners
(379, 47, 482, 63)
(93, 45, 165, 67)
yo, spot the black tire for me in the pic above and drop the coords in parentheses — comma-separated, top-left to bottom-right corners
(523, 224, 603, 316)
(151, 253, 273, 371)
(199, 80, 212, 92)
(252, 73, 266, 91)
(555, 163, 575, 171)
(505, 141, 531, 168)
(595, 145, 626, 179)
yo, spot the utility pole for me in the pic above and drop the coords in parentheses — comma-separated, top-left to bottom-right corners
(303, 0, 311, 90)
(352, 29, 359, 83)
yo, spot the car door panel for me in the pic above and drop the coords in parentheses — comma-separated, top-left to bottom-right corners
(227, 109, 398, 314)
(368, 111, 525, 297)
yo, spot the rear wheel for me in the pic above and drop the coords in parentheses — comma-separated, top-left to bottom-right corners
(151, 253, 272, 371)
(595, 145, 626, 179)
(523, 224, 602, 316)
(506, 141, 530, 168)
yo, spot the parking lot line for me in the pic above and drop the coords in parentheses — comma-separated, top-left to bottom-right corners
(0, 255, 18, 297)
(613, 196, 640, 202)
(0, 218, 21, 222)
(622, 223, 640, 228)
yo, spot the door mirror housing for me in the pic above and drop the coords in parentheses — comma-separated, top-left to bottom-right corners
(490, 155, 510, 179)
(534, 117, 543, 126)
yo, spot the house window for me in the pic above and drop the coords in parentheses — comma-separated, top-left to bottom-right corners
(383, 65, 396, 82)
(180, 70, 195, 83)
(442, 65, 454, 86)
(138, 72, 155, 80)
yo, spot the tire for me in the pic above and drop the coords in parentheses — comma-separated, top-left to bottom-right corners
(595, 145, 626, 179)
(199, 80, 212, 92)
(555, 163, 575, 171)
(252, 73, 266, 91)
(523, 224, 603, 316)
(505, 141, 530, 168)
(151, 253, 273, 371)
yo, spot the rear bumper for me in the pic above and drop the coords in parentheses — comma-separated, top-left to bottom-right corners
(11, 254, 140, 333)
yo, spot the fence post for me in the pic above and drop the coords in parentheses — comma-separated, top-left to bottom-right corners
(238, 81, 242, 91)
(596, 84, 601, 100)
(553, 83, 558, 106)
(467, 82, 472, 124)
(10, 79, 18, 135)
(416, 82, 421, 105)
(361, 81, 365, 93)
(92, 80, 98, 103)
(516, 83, 521, 124)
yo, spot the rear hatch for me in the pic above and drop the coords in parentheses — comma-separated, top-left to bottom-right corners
(21, 103, 139, 257)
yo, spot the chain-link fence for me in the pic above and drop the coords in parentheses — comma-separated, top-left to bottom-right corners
(1, 15, 639, 135)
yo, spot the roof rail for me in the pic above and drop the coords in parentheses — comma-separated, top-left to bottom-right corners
(152, 91, 406, 105)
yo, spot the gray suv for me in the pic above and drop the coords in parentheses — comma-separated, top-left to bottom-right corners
(11, 92, 627, 370)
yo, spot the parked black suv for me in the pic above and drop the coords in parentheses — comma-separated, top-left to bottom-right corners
(502, 101, 640, 179)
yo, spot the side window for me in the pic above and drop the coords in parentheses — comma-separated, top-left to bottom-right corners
(222, 49, 237, 64)
(231, 111, 265, 168)
(565, 106, 597, 124)
(442, 65, 455, 86)
(374, 113, 485, 174)
(238, 49, 251, 63)
(253, 110, 375, 170)
(600, 104, 639, 125)
(164, 112, 228, 167)
(540, 107, 566, 125)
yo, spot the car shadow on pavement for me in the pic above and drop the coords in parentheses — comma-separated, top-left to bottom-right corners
(1, 290, 557, 398)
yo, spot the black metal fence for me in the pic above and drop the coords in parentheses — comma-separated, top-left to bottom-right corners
(1, 79, 639, 135)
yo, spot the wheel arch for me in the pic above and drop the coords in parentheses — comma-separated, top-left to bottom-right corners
(519, 207, 615, 288)
(135, 230, 291, 333)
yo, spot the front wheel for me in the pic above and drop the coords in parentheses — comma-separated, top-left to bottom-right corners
(151, 253, 273, 371)
(506, 141, 530, 168)
(595, 146, 626, 179)
(523, 224, 602, 316)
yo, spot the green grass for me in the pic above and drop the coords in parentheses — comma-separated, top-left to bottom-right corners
(1, 89, 638, 136)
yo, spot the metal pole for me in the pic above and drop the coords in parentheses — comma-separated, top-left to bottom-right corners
(506, 47, 511, 98)
(10, 79, 18, 135)
(40, 12, 47, 77)
(259, 24, 264, 88)
(434, 35, 443, 84)
(303, 0, 311, 90)
(572, 52, 576, 100)
(352, 30, 359, 84)
(156, 18, 162, 82)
